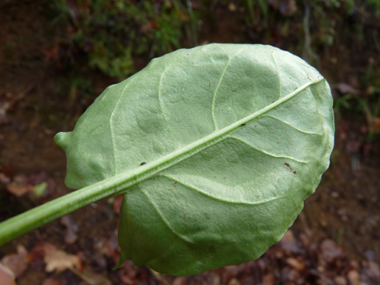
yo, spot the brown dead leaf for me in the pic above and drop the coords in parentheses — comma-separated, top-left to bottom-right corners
(6, 183, 30, 197)
(0, 172, 10, 184)
(1, 244, 28, 277)
(347, 270, 360, 285)
(0, 263, 16, 285)
(6, 174, 34, 197)
(286, 257, 306, 271)
(29, 242, 57, 264)
(44, 249, 81, 273)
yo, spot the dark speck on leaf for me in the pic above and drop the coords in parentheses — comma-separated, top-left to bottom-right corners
(241, 123, 246, 126)
(140, 162, 146, 166)
(284, 163, 296, 174)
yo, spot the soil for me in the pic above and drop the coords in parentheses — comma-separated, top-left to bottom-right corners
(0, 1, 379, 284)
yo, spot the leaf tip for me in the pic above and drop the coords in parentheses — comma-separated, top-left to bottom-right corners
(114, 257, 125, 270)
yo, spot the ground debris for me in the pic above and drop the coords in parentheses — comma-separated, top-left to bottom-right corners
(44, 249, 81, 273)
(60, 215, 78, 244)
(0, 244, 28, 277)
(0, 263, 16, 285)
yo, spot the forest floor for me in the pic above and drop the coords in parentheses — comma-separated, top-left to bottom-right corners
(0, 1, 379, 284)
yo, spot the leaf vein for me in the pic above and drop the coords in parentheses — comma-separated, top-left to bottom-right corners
(211, 57, 232, 130)
(160, 174, 286, 205)
(228, 136, 308, 164)
(263, 115, 323, 136)
(140, 186, 194, 244)
(271, 52, 281, 100)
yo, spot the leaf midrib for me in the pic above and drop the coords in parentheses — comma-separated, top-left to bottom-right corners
(96, 77, 324, 196)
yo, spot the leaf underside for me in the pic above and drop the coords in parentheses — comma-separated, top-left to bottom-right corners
(55, 44, 334, 276)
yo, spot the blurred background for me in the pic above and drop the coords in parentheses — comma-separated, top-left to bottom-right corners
(0, 0, 379, 284)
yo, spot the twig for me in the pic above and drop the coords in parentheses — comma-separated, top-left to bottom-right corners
(186, 0, 198, 46)
(302, 0, 318, 66)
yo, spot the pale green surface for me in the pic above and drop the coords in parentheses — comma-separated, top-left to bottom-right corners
(55, 44, 334, 276)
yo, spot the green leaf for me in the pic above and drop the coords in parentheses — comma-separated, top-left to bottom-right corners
(55, 44, 334, 276)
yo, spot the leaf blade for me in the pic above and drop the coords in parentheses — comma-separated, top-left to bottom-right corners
(56, 44, 334, 276)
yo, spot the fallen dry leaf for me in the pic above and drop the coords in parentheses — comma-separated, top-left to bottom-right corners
(44, 249, 81, 273)
(285, 257, 306, 272)
(0, 172, 10, 184)
(29, 242, 57, 264)
(0, 263, 16, 285)
(347, 270, 361, 285)
(6, 175, 33, 197)
(1, 244, 28, 277)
